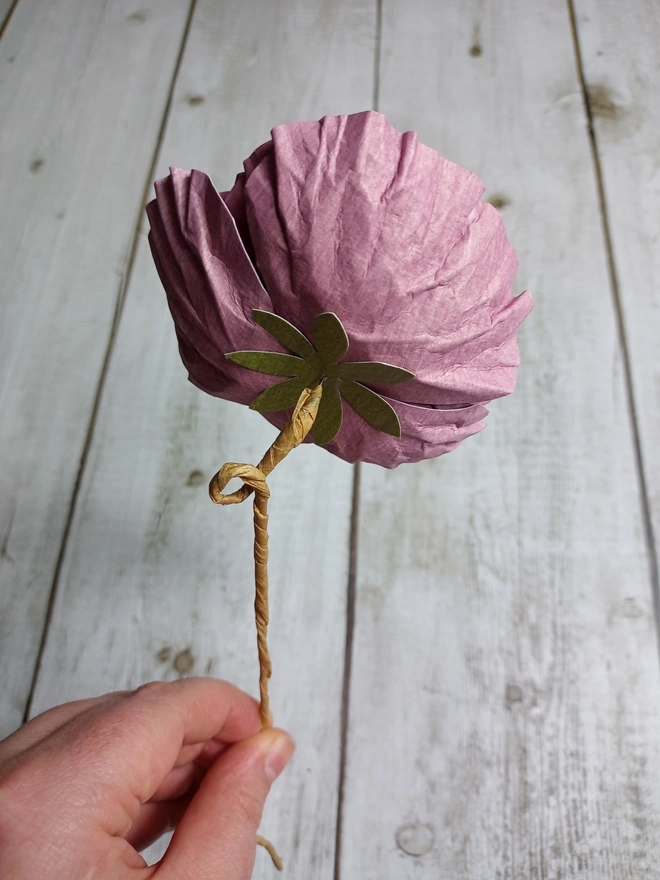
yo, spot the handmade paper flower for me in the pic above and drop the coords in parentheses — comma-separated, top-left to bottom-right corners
(147, 110, 532, 468)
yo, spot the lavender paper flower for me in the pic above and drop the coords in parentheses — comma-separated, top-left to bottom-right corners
(147, 111, 532, 468)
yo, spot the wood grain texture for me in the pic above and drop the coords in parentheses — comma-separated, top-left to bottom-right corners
(28, 0, 375, 872)
(0, 0, 192, 739)
(573, 0, 660, 585)
(338, 1, 660, 877)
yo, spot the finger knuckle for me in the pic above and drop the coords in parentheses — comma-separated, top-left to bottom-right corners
(132, 680, 171, 701)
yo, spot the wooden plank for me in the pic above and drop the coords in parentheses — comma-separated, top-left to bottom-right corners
(338, 1, 660, 877)
(0, 0, 16, 32)
(28, 0, 375, 872)
(0, 0, 192, 739)
(573, 0, 660, 587)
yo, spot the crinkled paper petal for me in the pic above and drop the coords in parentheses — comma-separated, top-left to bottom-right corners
(147, 168, 286, 405)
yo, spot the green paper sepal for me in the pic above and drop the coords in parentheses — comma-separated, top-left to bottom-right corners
(310, 383, 343, 445)
(338, 361, 414, 384)
(252, 310, 317, 362)
(312, 312, 349, 365)
(226, 351, 306, 377)
(339, 379, 402, 437)
(250, 377, 309, 412)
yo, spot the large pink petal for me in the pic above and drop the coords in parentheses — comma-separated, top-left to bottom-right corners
(148, 168, 282, 404)
(239, 112, 531, 407)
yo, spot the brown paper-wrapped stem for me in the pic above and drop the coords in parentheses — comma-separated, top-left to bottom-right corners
(257, 835, 284, 871)
(208, 385, 323, 869)
(210, 460, 274, 724)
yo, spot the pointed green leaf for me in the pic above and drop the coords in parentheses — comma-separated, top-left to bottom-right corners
(338, 361, 415, 384)
(250, 377, 308, 412)
(226, 351, 306, 377)
(252, 310, 316, 360)
(312, 313, 349, 365)
(340, 380, 402, 437)
(311, 386, 343, 445)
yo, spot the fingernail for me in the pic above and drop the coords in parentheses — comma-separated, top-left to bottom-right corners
(262, 730, 296, 783)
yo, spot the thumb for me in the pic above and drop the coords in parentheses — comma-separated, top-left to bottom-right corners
(156, 728, 295, 880)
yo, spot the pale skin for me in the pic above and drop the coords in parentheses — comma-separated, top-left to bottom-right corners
(0, 678, 295, 879)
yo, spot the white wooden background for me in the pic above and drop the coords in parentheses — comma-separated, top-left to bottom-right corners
(1, 1, 659, 877)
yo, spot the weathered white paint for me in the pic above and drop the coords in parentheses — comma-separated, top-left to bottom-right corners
(0, 0, 193, 739)
(574, 0, 660, 580)
(338, 0, 660, 877)
(28, 0, 375, 873)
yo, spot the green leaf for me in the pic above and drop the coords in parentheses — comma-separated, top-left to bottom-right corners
(338, 361, 415, 384)
(312, 313, 349, 365)
(252, 310, 316, 360)
(226, 351, 306, 377)
(311, 385, 343, 445)
(340, 380, 402, 437)
(250, 377, 308, 412)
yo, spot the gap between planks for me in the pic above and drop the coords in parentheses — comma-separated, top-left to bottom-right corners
(371, 0, 383, 114)
(567, 0, 660, 652)
(334, 462, 361, 880)
(334, 5, 382, 875)
(21, 0, 200, 725)
(0, 0, 19, 39)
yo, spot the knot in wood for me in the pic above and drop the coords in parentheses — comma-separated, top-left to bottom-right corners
(209, 462, 270, 505)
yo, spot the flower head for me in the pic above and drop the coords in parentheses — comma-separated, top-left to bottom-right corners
(146, 111, 532, 468)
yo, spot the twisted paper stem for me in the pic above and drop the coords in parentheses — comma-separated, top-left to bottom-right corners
(256, 835, 284, 871)
(209, 460, 273, 724)
(208, 385, 323, 868)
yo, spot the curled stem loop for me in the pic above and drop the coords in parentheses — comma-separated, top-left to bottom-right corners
(208, 385, 323, 870)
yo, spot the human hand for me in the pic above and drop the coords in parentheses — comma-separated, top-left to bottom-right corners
(0, 678, 295, 879)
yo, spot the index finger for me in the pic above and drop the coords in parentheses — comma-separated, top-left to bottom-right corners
(6, 678, 261, 830)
